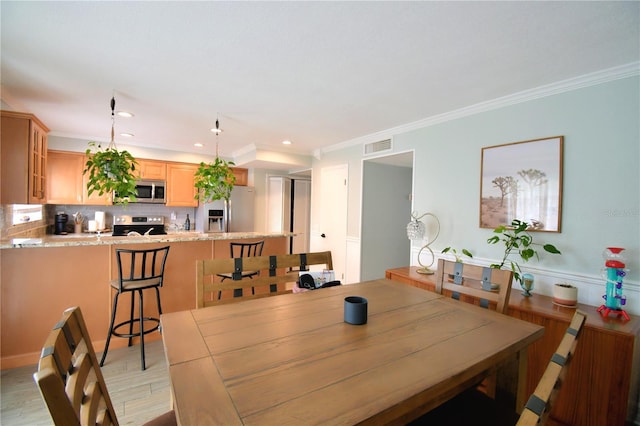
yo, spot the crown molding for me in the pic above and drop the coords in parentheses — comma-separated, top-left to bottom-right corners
(320, 62, 640, 155)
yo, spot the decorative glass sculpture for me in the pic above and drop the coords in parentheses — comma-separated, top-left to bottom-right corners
(521, 273, 534, 297)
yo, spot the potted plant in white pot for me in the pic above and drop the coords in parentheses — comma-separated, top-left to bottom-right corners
(487, 219, 561, 296)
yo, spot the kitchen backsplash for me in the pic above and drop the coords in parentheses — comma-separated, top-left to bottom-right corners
(0, 204, 48, 239)
(47, 204, 196, 234)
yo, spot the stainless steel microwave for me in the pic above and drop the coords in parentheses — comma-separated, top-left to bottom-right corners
(134, 179, 166, 203)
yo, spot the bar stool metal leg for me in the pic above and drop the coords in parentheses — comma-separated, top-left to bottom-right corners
(138, 289, 146, 370)
(100, 291, 120, 367)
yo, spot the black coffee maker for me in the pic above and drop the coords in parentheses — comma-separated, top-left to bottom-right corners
(55, 212, 68, 235)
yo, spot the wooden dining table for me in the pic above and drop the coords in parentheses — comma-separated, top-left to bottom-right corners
(160, 279, 544, 425)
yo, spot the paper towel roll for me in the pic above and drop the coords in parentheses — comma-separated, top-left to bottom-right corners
(88, 220, 97, 232)
(95, 211, 105, 230)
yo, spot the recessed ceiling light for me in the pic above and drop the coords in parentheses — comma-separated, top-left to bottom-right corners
(116, 111, 134, 118)
(194, 143, 204, 148)
(120, 132, 134, 137)
(282, 140, 292, 145)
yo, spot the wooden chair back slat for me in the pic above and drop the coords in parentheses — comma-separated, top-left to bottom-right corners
(197, 251, 333, 307)
(516, 310, 587, 426)
(33, 307, 119, 426)
(435, 258, 514, 314)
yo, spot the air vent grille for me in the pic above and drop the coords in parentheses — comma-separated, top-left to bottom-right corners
(364, 139, 392, 155)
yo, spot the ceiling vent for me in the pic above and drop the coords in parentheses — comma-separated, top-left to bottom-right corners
(363, 139, 392, 155)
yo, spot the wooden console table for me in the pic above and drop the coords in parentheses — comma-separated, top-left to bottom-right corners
(386, 266, 639, 426)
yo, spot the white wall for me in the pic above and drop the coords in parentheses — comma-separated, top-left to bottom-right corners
(311, 75, 639, 314)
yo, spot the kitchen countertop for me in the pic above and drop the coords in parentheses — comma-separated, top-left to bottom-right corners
(0, 231, 294, 249)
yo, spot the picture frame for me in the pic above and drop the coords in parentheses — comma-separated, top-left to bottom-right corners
(480, 136, 564, 232)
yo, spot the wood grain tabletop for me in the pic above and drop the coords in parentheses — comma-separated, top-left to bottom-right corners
(161, 278, 543, 425)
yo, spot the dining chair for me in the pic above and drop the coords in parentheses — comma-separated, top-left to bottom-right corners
(197, 251, 333, 308)
(33, 306, 176, 426)
(435, 258, 514, 314)
(411, 310, 587, 426)
(100, 246, 170, 370)
(435, 258, 514, 397)
(216, 240, 264, 298)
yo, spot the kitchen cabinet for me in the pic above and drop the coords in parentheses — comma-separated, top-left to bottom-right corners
(46, 150, 112, 205)
(232, 167, 248, 186)
(47, 151, 84, 204)
(1, 111, 49, 204)
(135, 159, 166, 180)
(166, 162, 198, 206)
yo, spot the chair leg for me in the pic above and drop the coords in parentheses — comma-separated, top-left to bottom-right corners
(155, 287, 163, 332)
(155, 286, 163, 316)
(139, 289, 146, 370)
(128, 291, 135, 347)
(100, 291, 120, 367)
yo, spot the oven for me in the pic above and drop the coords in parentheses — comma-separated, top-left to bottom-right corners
(112, 215, 167, 236)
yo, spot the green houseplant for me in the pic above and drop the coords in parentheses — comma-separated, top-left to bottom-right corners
(194, 156, 236, 204)
(83, 141, 138, 205)
(441, 247, 473, 263)
(487, 219, 561, 293)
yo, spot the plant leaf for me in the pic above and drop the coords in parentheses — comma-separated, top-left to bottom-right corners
(543, 244, 561, 254)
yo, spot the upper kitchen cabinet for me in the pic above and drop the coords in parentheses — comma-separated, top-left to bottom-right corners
(232, 167, 248, 186)
(47, 150, 84, 204)
(47, 150, 112, 205)
(166, 162, 198, 207)
(134, 159, 166, 180)
(1, 111, 49, 204)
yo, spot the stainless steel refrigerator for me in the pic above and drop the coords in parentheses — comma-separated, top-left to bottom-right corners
(196, 186, 255, 233)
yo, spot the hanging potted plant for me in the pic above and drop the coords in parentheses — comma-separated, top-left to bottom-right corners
(487, 219, 561, 296)
(193, 117, 236, 230)
(83, 97, 138, 205)
(194, 156, 236, 203)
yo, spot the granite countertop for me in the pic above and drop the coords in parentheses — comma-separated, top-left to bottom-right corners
(0, 231, 294, 249)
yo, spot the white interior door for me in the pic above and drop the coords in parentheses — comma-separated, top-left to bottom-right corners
(313, 165, 348, 281)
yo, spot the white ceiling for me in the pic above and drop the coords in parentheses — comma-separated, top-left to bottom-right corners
(1, 1, 638, 170)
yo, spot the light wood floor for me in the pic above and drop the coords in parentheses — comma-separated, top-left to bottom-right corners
(1, 340, 172, 426)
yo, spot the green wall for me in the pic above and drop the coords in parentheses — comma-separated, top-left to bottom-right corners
(314, 75, 639, 284)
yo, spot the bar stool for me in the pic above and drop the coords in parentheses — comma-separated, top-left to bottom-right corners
(100, 246, 170, 370)
(217, 240, 264, 298)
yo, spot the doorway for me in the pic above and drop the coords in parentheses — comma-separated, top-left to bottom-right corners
(360, 152, 414, 281)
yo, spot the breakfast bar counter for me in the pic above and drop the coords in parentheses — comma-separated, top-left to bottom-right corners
(0, 232, 290, 369)
(0, 230, 290, 249)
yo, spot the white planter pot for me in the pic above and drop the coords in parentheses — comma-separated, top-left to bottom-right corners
(553, 283, 578, 307)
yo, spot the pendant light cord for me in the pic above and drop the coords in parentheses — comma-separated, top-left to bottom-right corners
(109, 95, 117, 150)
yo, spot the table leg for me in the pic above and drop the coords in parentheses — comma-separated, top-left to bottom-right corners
(516, 348, 529, 414)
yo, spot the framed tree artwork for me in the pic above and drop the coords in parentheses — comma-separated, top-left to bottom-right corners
(480, 136, 564, 232)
